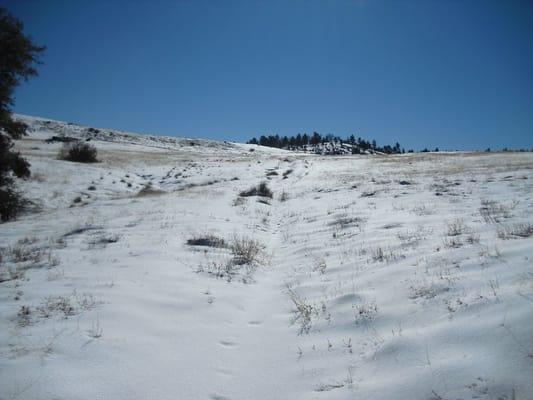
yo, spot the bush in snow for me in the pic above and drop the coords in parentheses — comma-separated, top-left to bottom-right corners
(58, 142, 98, 163)
(186, 234, 226, 248)
(229, 235, 263, 266)
(0, 184, 29, 222)
(239, 182, 273, 198)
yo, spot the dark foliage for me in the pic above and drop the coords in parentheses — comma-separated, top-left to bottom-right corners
(186, 235, 227, 248)
(45, 135, 78, 143)
(282, 169, 293, 179)
(0, 186, 28, 221)
(239, 182, 273, 198)
(0, 7, 44, 221)
(247, 131, 404, 154)
(58, 142, 98, 163)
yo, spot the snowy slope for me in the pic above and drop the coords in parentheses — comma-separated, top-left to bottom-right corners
(15, 114, 289, 156)
(1, 117, 532, 400)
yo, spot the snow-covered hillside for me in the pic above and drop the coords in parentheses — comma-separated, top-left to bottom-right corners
(1, 116, 532, 400)
(15, 114, 289, 156)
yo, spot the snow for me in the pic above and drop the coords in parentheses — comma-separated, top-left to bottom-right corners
(1, 115, 532, 400)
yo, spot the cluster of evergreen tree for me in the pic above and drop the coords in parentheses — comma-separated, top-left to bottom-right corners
(247, 132, 406, 154)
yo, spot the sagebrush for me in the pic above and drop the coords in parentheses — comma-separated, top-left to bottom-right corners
(58, 142, 98, 163)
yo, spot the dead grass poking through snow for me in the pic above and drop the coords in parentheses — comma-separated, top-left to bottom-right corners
(397, 226, 433, 248)
(479, 199, 517, 223)
(192, 235, 265, 282)
(497, 223, 533, 239)
(371, 246, 403, 263)
(286, 284, 317, 335)
(18, 291, 100, 326)
(229, 235, 263, 266)
(1, 239, 60, 283)
(446, 219, 468, 236)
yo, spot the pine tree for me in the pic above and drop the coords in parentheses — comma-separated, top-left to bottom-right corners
(310, 132, 321, 145)
(0, 7, 45, 221)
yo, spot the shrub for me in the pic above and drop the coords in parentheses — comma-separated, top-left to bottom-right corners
(1, 135, 31, 221)
(137, 182, 165, 197)
(230, 236, 262, 265)
(0, 186, 28, 221)
(239, 182, 273, 198)
(87, 233, 120, 249)
(17, 305, 31, 326)
(36, 292, 98, 319)
(232, 197, 246, 207)
(282, 169, 293, 179)
(186, 234, 226, 248)
(193, 235, 264, 282)
(360, 190, 376, 197)
(58, 142, 98, 163)
(239, 186, 256, 197)
(256, 182, 272, 198)
(286, 284, 317, 334)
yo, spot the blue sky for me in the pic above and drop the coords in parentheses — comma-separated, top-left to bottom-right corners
(2, 0, 532, 150)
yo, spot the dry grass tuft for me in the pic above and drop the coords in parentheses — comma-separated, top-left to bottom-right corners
(497, 223, 533, 239)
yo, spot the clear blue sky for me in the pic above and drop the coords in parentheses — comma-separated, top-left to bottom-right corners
(2, 0, 532, 150)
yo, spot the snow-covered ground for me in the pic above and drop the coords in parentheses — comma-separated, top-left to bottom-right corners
(1, 116, 532, 400)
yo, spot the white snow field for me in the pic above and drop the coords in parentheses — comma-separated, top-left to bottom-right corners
(1, 116, 532, 400)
